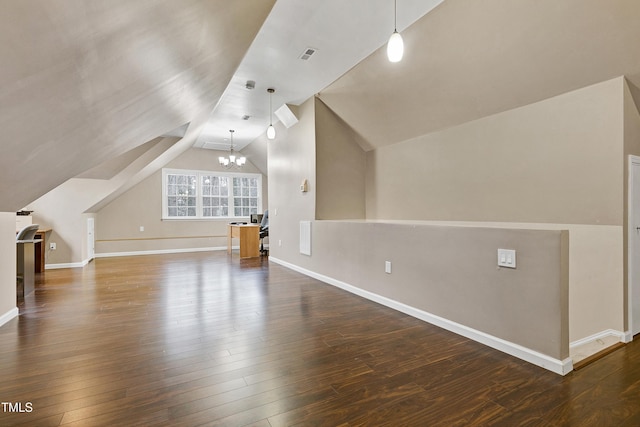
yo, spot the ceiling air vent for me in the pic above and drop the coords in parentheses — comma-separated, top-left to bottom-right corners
(299, 47, 317, 61)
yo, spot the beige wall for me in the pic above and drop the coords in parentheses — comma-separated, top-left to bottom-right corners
(0, 212, 17, 322)
(363, 77, 627, 343)
(269, 77, 629, 366)
(27, 178, 115, 266)
(95, 147, 267, 254)
(306, 220, 569, 359)
(315, 98, 366, 220)
(267, 98, 317, 264)
(366, 78, 623, 225)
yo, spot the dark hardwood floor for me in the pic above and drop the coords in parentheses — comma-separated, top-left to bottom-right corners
(1, 251, 639, 426)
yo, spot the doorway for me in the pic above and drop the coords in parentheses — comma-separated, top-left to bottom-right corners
(87, 217, 95, 262)
(629, 156, 640, 337)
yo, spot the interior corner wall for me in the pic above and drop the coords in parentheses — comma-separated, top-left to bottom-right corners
(0, 212, 17, 323)
(26, 178, 114, 267)
(95, 147, 267, 255)
(268, 77, 628, 367)
(267, 97, 316, 265)
(314, 97, 366, 220)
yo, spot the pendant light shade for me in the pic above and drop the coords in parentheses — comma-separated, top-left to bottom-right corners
(387, 0, 404, 63)
(266, 124, 276, 140)
(267, 88, 276, 140)
(387, 31, 404, 62)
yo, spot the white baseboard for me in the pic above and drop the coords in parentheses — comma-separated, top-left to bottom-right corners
(46, 246, 236, 269)
(624, 330, 634, 343)
(46, 258, 90, 270)
(270, 256, 573, 376)
(570, 329, 627, 348)
(0, 307, 19, 328)
(95, 246, 228, 259)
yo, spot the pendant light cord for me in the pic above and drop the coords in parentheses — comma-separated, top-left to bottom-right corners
(394, 0, 397, 32)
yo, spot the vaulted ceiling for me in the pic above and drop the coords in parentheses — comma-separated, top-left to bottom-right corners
(318, 0, 640, 149)
(0, 0, 274, 212)
(2, 0, 640, 212)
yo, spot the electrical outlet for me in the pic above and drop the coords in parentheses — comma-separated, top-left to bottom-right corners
(139, 226, 144, 232)
(50, 242, 56, 250)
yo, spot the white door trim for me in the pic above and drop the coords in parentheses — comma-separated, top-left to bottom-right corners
(627, 155, 640, 340)
(87, 217, 95, 262)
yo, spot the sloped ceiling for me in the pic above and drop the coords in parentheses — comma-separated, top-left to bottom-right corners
(5, 0, 640, 215)
(318, 0, 640, 149)
(0, 0, 275, 212)
(76, 136, 170, 180)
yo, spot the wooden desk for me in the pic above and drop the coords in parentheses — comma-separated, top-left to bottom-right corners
(227, 224, 260, 258)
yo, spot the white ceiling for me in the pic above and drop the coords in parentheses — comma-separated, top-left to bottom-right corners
(194, 0, 444, 151)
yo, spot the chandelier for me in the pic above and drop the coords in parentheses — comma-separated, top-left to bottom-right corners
(218, 130, 246, 168)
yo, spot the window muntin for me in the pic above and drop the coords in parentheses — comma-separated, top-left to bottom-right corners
(163, 169, 261, 220)
(233, 176, 259, 217)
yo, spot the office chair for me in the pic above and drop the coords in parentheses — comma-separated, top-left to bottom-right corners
(259, 210, 269, 255)
(250, 213, 263, 224)
(16, 224, 40, 241)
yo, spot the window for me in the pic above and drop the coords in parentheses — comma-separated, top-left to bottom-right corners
(166, 173, 197, 217)
(162, 169, 261, 220)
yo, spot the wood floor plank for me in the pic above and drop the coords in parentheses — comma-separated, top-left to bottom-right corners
(1, 251, 639, 426)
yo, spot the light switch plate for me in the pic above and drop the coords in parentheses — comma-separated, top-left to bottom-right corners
(497, 249, 516, 268)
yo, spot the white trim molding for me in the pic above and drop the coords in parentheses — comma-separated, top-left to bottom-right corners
(624, 330, 634, 343)
(0, 307, 19, 328)
(45, 259, 91, 270)
(47, 247, 233, 268)
(570, 329, 627, 349)
(95, 246, 226, 259)
(270, 256, 573, 376)
(628, 155, 640, 338)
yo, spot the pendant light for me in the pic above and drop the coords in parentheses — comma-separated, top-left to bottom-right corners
(387, 0, 404, 62)
(266, 88, 276, 140)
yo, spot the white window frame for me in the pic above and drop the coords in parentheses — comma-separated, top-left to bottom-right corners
(162, 168, 262, 220)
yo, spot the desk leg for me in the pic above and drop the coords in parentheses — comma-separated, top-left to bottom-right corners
(227, 225, 232, 254)
(33, 231, 47, 273)
(17, 242, 35, 300)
